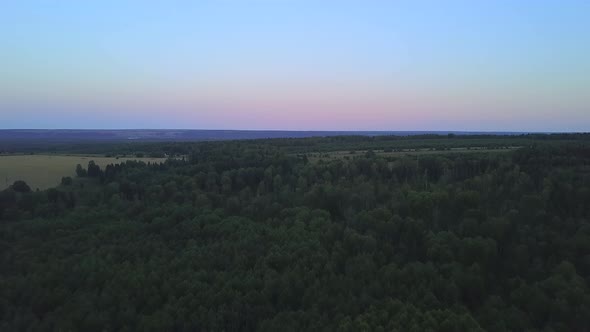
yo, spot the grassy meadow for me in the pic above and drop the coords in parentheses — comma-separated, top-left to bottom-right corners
(0, 154, 165, 190)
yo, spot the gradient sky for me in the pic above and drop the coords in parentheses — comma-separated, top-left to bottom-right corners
(1, 1, 589, 131)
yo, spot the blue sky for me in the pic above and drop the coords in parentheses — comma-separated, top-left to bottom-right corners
(1, 1, 589, 131)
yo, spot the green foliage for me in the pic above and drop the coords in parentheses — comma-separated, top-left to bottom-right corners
(1, 136, 590, 331)
(61, 176, 73, 186)
(76, 163, 87, 177)
(10, 180, 31, 193)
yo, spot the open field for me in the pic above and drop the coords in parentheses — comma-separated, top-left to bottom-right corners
(0, 154, 166, 190)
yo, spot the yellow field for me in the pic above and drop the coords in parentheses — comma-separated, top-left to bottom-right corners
(0, 155, 166, 190)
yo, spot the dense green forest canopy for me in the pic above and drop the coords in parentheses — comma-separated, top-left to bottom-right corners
(2, 134, 590, 331)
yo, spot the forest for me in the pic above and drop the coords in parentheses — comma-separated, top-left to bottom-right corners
(1, 134, 590, 331)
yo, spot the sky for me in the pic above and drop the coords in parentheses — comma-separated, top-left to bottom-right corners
(1, 0, 589, 131)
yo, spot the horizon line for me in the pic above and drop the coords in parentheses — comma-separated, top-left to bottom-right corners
(0, 128, 584, 134)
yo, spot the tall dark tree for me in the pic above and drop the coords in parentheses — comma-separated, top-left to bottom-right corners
(76, 164, 87, 177)
(10, 180, 31, 193)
